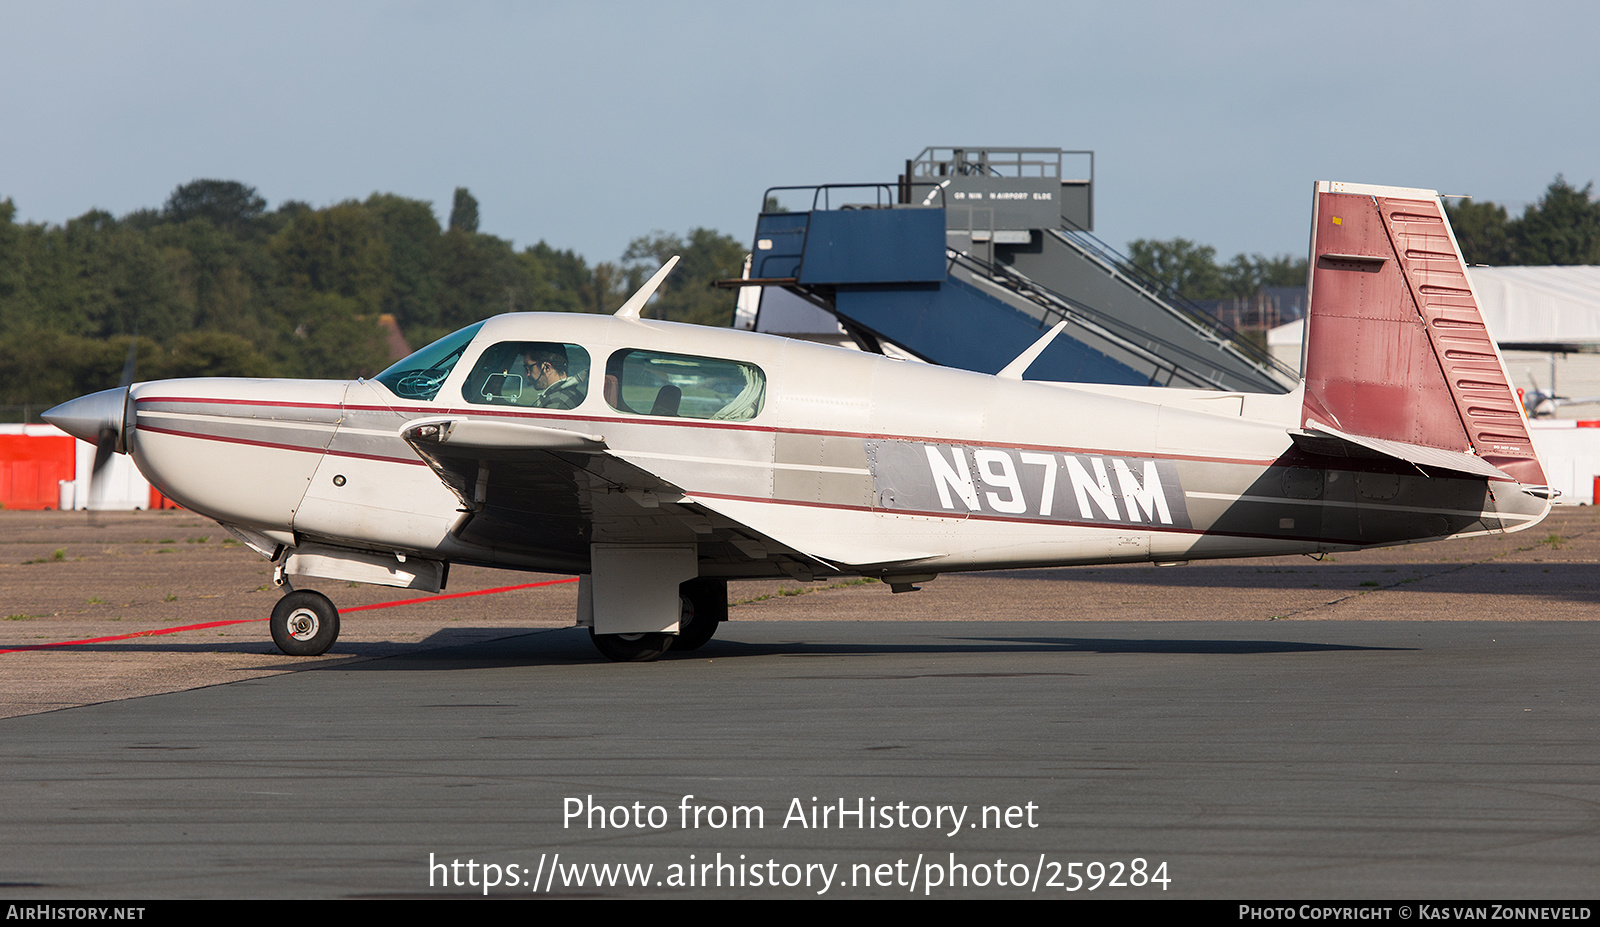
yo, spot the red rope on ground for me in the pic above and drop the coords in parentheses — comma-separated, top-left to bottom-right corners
(0, 577, 578, 653)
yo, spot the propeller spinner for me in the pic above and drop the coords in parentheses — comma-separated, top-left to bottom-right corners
(41, 337, 138, 510)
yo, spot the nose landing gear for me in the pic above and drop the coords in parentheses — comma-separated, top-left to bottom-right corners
(270, 589, 340, 656)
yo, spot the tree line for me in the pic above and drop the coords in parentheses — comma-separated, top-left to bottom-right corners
(1445, 176, 1600, 266)
(7, 175, 1595, 417)
(0, 180, 746, 416)
(1125, 176, 1600, 303)
(1124, 240, 1306, 303)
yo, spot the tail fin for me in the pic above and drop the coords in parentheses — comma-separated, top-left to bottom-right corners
(1299, 181, 1545, 487)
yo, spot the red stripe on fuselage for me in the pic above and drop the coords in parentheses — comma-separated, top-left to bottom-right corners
(133, 401, 1474, 548)
(135, 396, 1283, 467)
(686, 490, 1375, 546)
(134, 423, 425, 466)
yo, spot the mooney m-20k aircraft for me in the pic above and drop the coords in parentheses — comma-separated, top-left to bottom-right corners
(45, 181, 1554, 660)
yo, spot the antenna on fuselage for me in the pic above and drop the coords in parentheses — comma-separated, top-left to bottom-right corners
(613, 255, 681, 320)
(997, 320, 1068, 380)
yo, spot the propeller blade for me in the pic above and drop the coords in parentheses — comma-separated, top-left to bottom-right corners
(93, 333, 138, 511)
(88, 427, 118, 511)
(118, 334, 138, 390)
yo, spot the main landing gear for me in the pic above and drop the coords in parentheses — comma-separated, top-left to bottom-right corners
(270, 589, 340, 656)
(588, 628, 674, 662)
(588, 577, 727, 662)
(671, 576, 726, 652)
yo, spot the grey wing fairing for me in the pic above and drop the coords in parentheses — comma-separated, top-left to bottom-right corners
(399, 417, 825, 578)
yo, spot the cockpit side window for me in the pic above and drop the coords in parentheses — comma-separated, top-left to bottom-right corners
(374, 321, 486, 401)
(461, 342, 591, 410)
(604, 349, 766, 421)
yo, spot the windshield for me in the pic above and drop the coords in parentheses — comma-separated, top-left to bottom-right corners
(373, 321, 486, 400)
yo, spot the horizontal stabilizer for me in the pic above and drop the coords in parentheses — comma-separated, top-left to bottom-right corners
(1291, 422, 1510, 480)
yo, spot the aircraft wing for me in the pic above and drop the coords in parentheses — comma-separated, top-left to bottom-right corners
(399, 416, 834, 577)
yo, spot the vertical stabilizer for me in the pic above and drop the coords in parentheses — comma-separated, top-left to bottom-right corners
(1301, 181, 1544, 486)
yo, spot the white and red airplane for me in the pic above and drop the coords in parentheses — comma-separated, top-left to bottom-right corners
(45, 181, 1553, 660)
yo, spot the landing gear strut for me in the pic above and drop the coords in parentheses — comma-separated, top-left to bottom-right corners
(270, 589, 340, 656)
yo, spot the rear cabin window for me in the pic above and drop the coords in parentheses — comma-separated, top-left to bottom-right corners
(603, 349, 766, 421)
(460, 342, 591, 410)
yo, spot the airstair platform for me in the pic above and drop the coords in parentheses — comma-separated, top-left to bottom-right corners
(733, 147, 1296, 393)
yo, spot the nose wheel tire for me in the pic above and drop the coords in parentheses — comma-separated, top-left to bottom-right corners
(270, 590, 340, 657)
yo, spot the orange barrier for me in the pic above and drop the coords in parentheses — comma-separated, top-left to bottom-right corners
(0, 434, 75, 510)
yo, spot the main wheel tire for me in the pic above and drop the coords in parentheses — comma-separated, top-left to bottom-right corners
(270, 590, 340, 657)
(588, 629, 673, 662)
(671, 578, 727, 652)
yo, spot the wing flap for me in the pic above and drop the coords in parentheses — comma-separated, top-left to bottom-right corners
(685, 495, 938, 570)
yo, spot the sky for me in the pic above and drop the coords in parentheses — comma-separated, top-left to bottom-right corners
(4, 1, 1598, 265)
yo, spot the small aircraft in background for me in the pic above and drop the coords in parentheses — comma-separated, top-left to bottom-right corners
(45, 181, 1553, 661)
(1520, 370, 1600, 419)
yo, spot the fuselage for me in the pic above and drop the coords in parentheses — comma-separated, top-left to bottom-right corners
(120, 312, 1550, 579)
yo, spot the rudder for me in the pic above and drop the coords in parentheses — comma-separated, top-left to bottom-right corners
(1300, 181, 1545, 487)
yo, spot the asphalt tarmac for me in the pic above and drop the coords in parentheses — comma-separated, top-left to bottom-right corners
(2, 509, 1597, 899)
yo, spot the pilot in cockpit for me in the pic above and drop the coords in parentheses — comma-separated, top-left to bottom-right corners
(521, 345, 585, 410)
